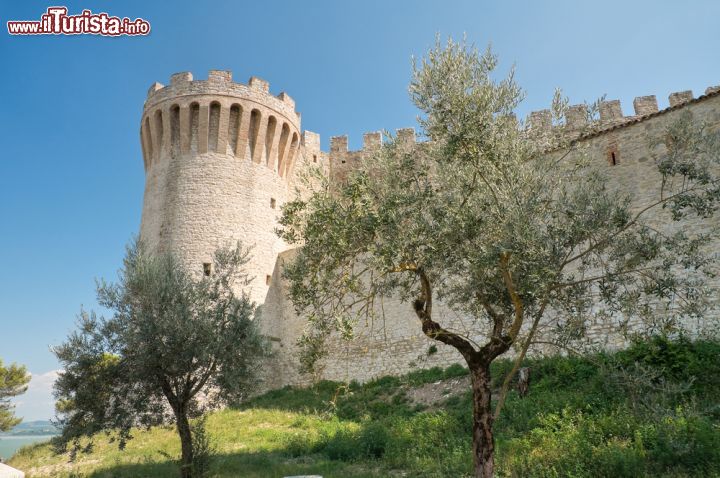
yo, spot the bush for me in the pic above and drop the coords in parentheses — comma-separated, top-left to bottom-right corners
(318, 419, 390, 461)
(500, 405, 720, 478)
(616, 336, 720, 394)
(502, 409, 646, 477)
(357, 420, 390, 458)
(380, 412, 471, 476)
(190, 415, 215, 477)
(321, 428, 359, 461)
(640, 407, 720, 474)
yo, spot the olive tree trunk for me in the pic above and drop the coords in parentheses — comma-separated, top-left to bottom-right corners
(174, 405, 194, 478)
(470, 364, 495, 478)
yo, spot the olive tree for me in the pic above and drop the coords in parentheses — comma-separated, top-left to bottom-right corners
(53, 240, 269, 478)
(0, 359, 30, 432)
(277, 38, 720, 477)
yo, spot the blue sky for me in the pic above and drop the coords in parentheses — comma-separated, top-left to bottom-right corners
(1, 0, 719, 420)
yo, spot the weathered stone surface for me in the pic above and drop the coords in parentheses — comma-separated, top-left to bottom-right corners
(669, 90, 693, 107)
(633, 95, 659, 115)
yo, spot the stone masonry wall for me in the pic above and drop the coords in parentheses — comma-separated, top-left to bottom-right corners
(257, 87, 720, 389)
(138, 72, 720, 389)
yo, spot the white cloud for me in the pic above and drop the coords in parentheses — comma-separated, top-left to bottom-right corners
(12, 370, 60, 422)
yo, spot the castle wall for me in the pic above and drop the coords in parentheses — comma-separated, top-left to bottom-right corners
(258, 88, 720, 388)
(544, 90, 720, 344)
(138, 72, 720, 389)
(259, 249, 470, 389)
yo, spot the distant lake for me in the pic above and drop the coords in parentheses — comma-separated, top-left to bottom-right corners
(0, 435, 55, 460)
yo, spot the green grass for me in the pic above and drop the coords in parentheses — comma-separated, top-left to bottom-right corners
(9, 336, 720, 477)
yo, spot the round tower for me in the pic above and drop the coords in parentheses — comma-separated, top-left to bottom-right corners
(138, 70, 303, 304)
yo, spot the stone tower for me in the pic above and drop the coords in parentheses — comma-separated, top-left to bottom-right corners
(138, 70, 318, 304)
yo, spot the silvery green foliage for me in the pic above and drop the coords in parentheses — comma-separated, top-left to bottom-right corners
(0, 359, 30, 432)
(278, 37, 720, 372)
(53, 240, 269, 454)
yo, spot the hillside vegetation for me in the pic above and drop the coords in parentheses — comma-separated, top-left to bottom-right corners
(9, 337, 720, 477)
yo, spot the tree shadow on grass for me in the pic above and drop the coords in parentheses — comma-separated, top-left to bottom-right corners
(84, 450, 380, 478)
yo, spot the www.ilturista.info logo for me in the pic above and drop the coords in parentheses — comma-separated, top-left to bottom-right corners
(7, 7, 150, 36)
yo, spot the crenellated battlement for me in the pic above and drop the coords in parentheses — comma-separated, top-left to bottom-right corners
(140, 70, 303, 179)
(325, 85, 720, 159)
(327, 128, 418, 182)
(527, 84, 720, 137)
(329, 127, 418, 156)
(144, 70, 299, 121)
(323, 83, 720, 183)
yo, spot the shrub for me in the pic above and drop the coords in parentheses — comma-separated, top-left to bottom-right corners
(616, 336, 720, 394)
(500, 404, 720, 478)
(357, 420, 390, 458)
(190, 415, 215, 478)
(500, 409, 646, 477)
(640, 407, 720, 474)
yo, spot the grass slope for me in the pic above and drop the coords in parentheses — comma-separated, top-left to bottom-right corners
(9, 336, 720, 477)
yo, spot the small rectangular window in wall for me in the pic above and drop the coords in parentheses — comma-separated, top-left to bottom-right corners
(607, 145, 619, 166)
(266, 274, 272, 285)
(203, 263, 212, 277)
(270, 198, 277, 209)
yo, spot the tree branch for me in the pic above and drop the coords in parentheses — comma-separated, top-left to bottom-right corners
(500, 253, 524, 340)
(413, 268, 478, 363)
(551, 266, 658, 291)
(493, 299, 547, 419)
(561, 186, 707, 268)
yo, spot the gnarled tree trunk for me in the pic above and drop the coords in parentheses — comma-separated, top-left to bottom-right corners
(175, 405, 194, 478)
(470, 364, 495, 478)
